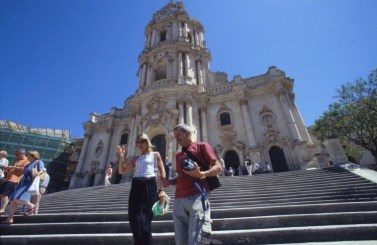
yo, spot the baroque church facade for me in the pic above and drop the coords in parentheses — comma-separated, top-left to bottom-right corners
(70, 2, 321, 189)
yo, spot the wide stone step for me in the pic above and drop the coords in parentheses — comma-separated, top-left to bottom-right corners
(35, 193, 377, 215)
(1, 224, 376, 245)
(2, 211, 377, 236)
(1, 169, 377, 244)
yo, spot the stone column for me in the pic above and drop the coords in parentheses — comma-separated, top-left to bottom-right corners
(172, 22, 178, 39)
(292, 104, 312, 143)
(194, 30, 199, 46)
(140, 64, 147, 87)
(197, 60, 204, 92)
(199, 32, 204, 48)
(179, 22, 183, 37)
(103, 126, 114, 168)
(197, 60, 203, 85)
(178, 101, 184, 124)
(240, 98, 256, 147)
(69, 132, 91, 189)
(151, 30, 156, 47)
(128, 115, 137, 157)
(186, 101, 193, 126)
(137, 66, 142, 88)
(178, 52, 183, 84)
(78, 133, 90, 173)
(200, 108, 208, 142)
(183, 23, 187, 37)
(147, 33, 151, 48)
(278, 91, 301, 141)
(167, 25, 172, 40)
(145, 64, 152, 87)
(185, 52, 190, 78)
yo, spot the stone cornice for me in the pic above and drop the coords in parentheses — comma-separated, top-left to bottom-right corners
(139, 42, 210, 63)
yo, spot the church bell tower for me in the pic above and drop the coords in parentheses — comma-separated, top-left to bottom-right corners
(136, 1, 211, 94)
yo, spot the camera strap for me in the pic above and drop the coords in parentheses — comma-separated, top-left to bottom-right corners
(181, 147, 209, 212)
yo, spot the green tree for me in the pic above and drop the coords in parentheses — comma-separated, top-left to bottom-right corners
(312, 69, 377, 164)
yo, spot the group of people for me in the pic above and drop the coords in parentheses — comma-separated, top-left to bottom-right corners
(117, 123, 223, 245)
(1, 123, 222, 244)
(0, 148, 50, 224)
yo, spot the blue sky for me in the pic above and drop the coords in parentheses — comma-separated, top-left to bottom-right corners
(1, 0, 376, 139)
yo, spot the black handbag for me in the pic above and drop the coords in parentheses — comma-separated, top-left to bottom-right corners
(181, 147, 221, 191)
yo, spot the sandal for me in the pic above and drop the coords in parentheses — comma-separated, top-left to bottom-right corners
(1, 220, 13, 224)
(25, 205, 36, 216)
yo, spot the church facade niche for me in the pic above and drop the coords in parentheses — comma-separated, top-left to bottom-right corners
(69, 2, 320, 189)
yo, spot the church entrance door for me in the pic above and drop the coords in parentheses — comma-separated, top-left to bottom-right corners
(224, 150, 240, 176)
(89, 173, 95, 187)
(269, 146, 289, 172)
(151, 134, 166, 161)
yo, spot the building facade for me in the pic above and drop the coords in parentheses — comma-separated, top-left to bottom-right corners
(0, 120, 74, 192)
(69, 2, 320, 189)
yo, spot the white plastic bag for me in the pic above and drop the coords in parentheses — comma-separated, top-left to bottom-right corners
(27, 176, 40, 195)
(152, 192, 170, 216)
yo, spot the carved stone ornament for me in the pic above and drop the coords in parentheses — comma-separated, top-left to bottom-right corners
(141, 96, 177, 129)
(95, 140, 104, 158)
(236, 141, 245, 151)
(259, 128, 289, 147)
(219, 129, 237, 144)
(215, 72, 228, 83)
(260, 107, 275, 126)
(215, 144, 224, 155)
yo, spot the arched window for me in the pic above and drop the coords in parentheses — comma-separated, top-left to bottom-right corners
(160, 30, 166, 42)
(220, 112, 231, 126)
(188, 33, 192, 44)
(120, 133, 128, 145)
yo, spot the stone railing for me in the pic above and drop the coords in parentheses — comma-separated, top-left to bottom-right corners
(245, 77, 268, 89)
(143, 78, 178, 92)
(207, 84, 233, 96)
(111, 107, 133, 119)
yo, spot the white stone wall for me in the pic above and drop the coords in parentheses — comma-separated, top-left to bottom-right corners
(69, 2, 320, 189)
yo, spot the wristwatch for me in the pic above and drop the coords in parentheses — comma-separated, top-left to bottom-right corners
(200, 171, 206, 179)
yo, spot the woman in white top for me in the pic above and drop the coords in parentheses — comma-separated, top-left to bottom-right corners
(0, 150, 9, 179)
(117, 133, 168, 245)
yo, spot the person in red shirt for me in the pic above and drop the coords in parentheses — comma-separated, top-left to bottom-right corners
(167, 124, 223, 245)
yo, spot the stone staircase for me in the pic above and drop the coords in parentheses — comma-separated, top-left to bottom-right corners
(1, 168, 377, 244)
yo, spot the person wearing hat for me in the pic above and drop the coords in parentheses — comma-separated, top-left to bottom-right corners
(29, 167, 50, 215)
(0, 148, 29, 214)
(2, 150, 44, 224)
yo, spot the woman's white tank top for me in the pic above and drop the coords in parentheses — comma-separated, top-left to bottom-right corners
(133, 152, 156, 178)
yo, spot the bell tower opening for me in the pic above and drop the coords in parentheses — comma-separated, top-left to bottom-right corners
(160, 30, 166, 42)
(154, 61, 167, 81)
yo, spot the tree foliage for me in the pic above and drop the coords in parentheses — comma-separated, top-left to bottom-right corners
(312, 69, 377, 163)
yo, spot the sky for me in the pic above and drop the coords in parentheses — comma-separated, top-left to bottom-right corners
(1, 0, 376, 139)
